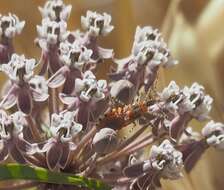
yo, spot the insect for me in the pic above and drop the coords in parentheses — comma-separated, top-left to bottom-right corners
(98, 99, 156, 130)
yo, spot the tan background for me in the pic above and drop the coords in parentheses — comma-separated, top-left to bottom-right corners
(0, 0, 224, 189)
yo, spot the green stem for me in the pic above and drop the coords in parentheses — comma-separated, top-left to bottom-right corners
(0, 163, 111, 190)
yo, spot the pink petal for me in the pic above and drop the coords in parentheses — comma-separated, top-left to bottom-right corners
(31, 87, 49, 102)
(0, 85, 18, 110)
(9, 144, 26, 164)
(17, 88, 33, 115)
(59, 93, 78, 106)
(123, 161, 146, 178)
(48, 66, 68, 88)
(0, 140, 9, 162)
(15, 136, 38, 155)
(98, 47, 114, 59)
(58, 144, 70, 169)
(46, 143, 63, 170)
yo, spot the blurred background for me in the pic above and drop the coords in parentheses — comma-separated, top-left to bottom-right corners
(0, 0, 224, 189)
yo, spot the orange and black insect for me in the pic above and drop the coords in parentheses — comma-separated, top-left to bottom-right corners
(98, 99, 156, 130)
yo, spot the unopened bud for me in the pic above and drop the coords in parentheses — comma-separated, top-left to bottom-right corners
(92, 128, 118, 155)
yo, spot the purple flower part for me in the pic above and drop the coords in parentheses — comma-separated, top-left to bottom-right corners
(46, 142, 63, 170)
(89, 97, 109, 121)
(58, 143, 71, 169)
(38, 138, 56, 153)
(48, 45, 63, 74)
(179, 127, 201, 144)
(48, 63, 82, 95)
(38, 46, 61, 75)
(177, 140, 209, 173)
(92, 128, 118, 155)
(110, 58, 147, 92)
(0, 43, 14, 64)
(82, 33, 113, 62)
(108, 68, 126, 81)
(37, 51, 49, 75)
(15, 134, 39, 155)
(39, 0, 72, 22)
(9, 143, 26, 164)
(59, 93, 79, 106)
(0, 84, 18, 110)
(62, 69, 81, 94)
(144, 66, 159, 92)
(17, 87, 33, 115)
(31, 88, 49, 102)
(0, 140, 9, 162)
(39, 138, 76, 170)
(48, 65, 68, 88)
(1, 133, 34, 160)
(98, 46, 114, 59)
(130, 172, 161, 190)
(76, 102, 90, 129)
(123, 160, 152, 178)
(169, 113, 192, 141)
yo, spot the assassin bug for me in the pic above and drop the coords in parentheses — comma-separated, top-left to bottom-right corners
(98, 99, 156, 130)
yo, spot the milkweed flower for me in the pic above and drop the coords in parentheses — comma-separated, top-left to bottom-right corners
(0, 1, 223, 190)
(48, 40, 93, 94)
(38, 111, 81, 170)
(39, 0, 72, 22)
(0, 54, 48, 115)
(0, 13, 25, 63)
(81, 11, 114, 62)
(81, 11, 114, 37)
(202, 120, 224, 149)
(0, 13, 25, 39)
(154, 81, 213, 140)
(123, 140, 183, 189)
(110, 26, 177, 96)
(60, 71, 108, 129)
(0, 111, 38, 163)
(36, 18, 67, 74)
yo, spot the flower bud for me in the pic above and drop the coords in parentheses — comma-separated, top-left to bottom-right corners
(92, 128, 118, 155)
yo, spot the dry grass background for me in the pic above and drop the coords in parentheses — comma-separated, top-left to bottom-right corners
(0, 0, 224, 189)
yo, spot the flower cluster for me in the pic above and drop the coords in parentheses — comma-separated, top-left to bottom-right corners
(0, 1, 223, 190)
